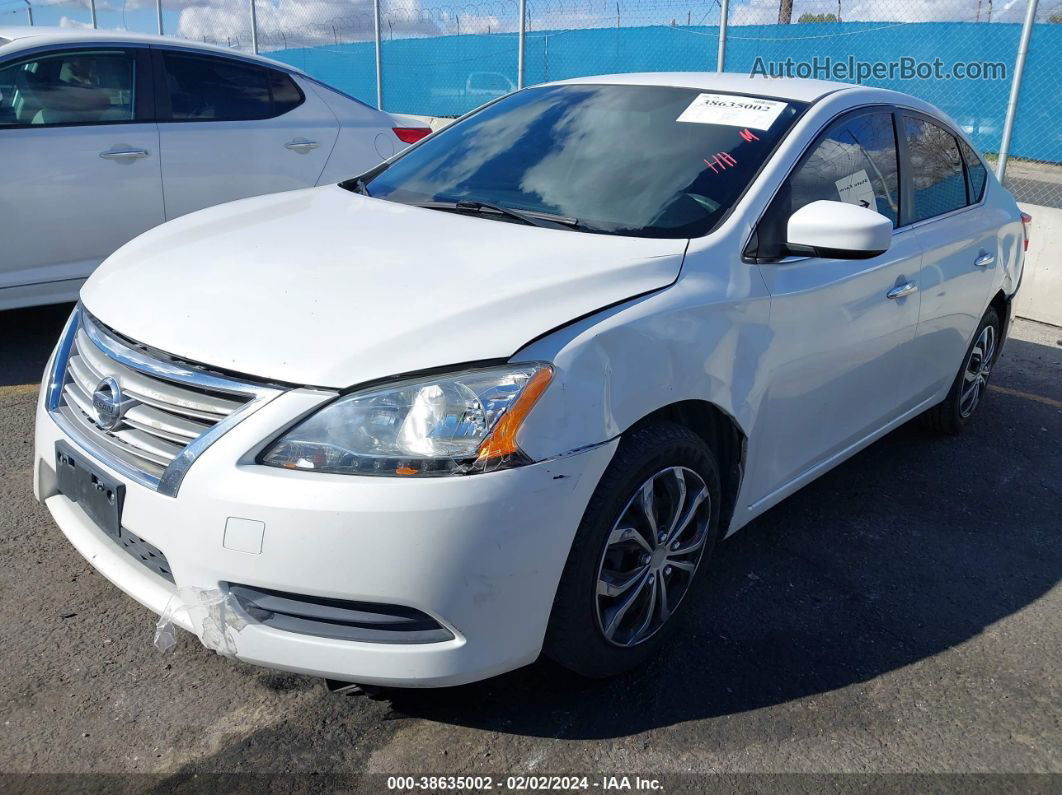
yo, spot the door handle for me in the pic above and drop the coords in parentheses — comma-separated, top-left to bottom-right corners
(886, 282, 918, 300)
(974, 252, 995, 268)
(285, 139, 319, 153)
(99, 148, 149, 160)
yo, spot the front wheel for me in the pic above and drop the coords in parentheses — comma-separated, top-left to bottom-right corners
(922, 306, 1001, 434)
(544, 421, 722, 678)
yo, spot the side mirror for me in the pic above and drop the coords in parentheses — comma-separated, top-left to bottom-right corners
(787, 200, 892, 259)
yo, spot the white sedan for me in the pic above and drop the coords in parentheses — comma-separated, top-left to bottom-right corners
(34, 73, 1027, 688)
(0, 27, 428, 310)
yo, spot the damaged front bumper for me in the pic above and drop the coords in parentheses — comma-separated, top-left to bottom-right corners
(34, 386, 618, 687)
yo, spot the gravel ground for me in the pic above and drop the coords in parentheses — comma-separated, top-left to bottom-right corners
(0, 305, 1059, 791)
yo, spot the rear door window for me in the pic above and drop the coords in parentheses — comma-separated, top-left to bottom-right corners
(904, 117, 968, 222)
(159, 51, 302, 121)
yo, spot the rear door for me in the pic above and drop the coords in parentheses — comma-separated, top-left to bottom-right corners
(0, 45, 162, 304)
(152, 48, 339, 220)
(900, 112, 1000, 403)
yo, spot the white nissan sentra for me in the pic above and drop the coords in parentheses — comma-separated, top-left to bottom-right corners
(34, 74, 1027, 688)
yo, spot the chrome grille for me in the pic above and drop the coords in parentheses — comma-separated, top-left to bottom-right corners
(47, 306, 281, 497)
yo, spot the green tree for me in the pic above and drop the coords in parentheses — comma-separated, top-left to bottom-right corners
(798, 12, 839, 22)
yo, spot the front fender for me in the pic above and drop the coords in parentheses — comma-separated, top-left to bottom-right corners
(513, 261, 771, 472)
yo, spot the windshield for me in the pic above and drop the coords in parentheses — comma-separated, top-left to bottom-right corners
(361, 84, 806, 238)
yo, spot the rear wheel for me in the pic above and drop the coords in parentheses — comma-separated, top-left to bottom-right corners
(922, 306, 1001, 434)
(545, 421, 721, 678)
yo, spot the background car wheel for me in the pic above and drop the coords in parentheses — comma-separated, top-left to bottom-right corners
(922, 306, 1002, 435)
(544, 420, 721, 678)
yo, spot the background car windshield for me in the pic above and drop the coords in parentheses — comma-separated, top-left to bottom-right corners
(365, 84, 806, 238)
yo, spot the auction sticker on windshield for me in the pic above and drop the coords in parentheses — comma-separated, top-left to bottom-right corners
(677, 93, 788, 130)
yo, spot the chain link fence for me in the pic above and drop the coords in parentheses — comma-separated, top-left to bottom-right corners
(2, 0, 1059, 206)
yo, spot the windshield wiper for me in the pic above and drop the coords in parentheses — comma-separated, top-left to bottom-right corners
(412, 200, 583, 231)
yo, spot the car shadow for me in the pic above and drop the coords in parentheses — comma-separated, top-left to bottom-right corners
(1, 302, 73, 387)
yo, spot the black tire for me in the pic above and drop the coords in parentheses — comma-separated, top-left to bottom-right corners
(544, 420, 722, 678)
(921, 306, 1001, 435)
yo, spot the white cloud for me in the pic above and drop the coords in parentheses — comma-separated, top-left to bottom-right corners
(729, 0, 1030, 25)
(447, 12, 503, 35)
(161, 0, 1038, 52)
(172, 0, 441, 49)
(59, 15, 95, 29)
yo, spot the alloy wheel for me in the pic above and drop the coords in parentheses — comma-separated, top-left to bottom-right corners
(594, 466, 712, 647)
(959, 324, 996, 418)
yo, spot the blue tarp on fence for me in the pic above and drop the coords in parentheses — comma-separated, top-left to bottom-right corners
(269, 21, 1061, 164)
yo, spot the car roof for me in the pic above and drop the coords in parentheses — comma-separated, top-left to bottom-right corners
(548, 72, 857, 103)
(0, 26, 305, 75)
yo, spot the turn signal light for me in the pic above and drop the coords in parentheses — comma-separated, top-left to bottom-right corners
(475, 367, 553, 462)
(393, 127, 432, 144)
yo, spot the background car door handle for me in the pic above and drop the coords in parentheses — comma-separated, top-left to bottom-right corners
(974, 252, 995, 268)
(886, 282, 918, 300)
(99, 148, 149, 160)
(285, 139, 319, 153)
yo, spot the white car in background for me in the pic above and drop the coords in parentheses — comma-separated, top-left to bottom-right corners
(35, 74, 1026, 689)
(0, 27, 428, 310)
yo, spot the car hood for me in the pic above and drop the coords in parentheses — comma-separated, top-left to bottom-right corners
(81, 186, 687, 388)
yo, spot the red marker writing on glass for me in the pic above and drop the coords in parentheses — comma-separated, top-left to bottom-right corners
(704, 152, 738, 174)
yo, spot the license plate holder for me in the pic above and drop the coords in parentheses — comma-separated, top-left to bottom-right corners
(55, 441, 124, 540)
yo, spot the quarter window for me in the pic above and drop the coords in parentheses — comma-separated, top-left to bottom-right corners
(270, 70, 303, 116)
(0, 49, 136, 127)
(160, 52, 302, 121)
(904, 117, 967, 222)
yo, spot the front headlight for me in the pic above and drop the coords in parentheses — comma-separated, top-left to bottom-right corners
(260, 363, 553, 476)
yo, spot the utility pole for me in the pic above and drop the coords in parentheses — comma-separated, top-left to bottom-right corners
(517, 0, 526, 89)
(716, 0, 728, 71)
(249, 0, 258, 53)
(778, 0, 792, 24)
(996, 0, 1039, 181)
(373, 0, 383, 109)
(156, 0, 164, 35)
(24, 0, 33, 26)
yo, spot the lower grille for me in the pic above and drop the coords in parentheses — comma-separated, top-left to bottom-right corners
(227, 584, 454, 644)
(114, 528, 175, 584)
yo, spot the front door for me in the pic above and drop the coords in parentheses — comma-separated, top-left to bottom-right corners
(745, 108, 924, 503)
